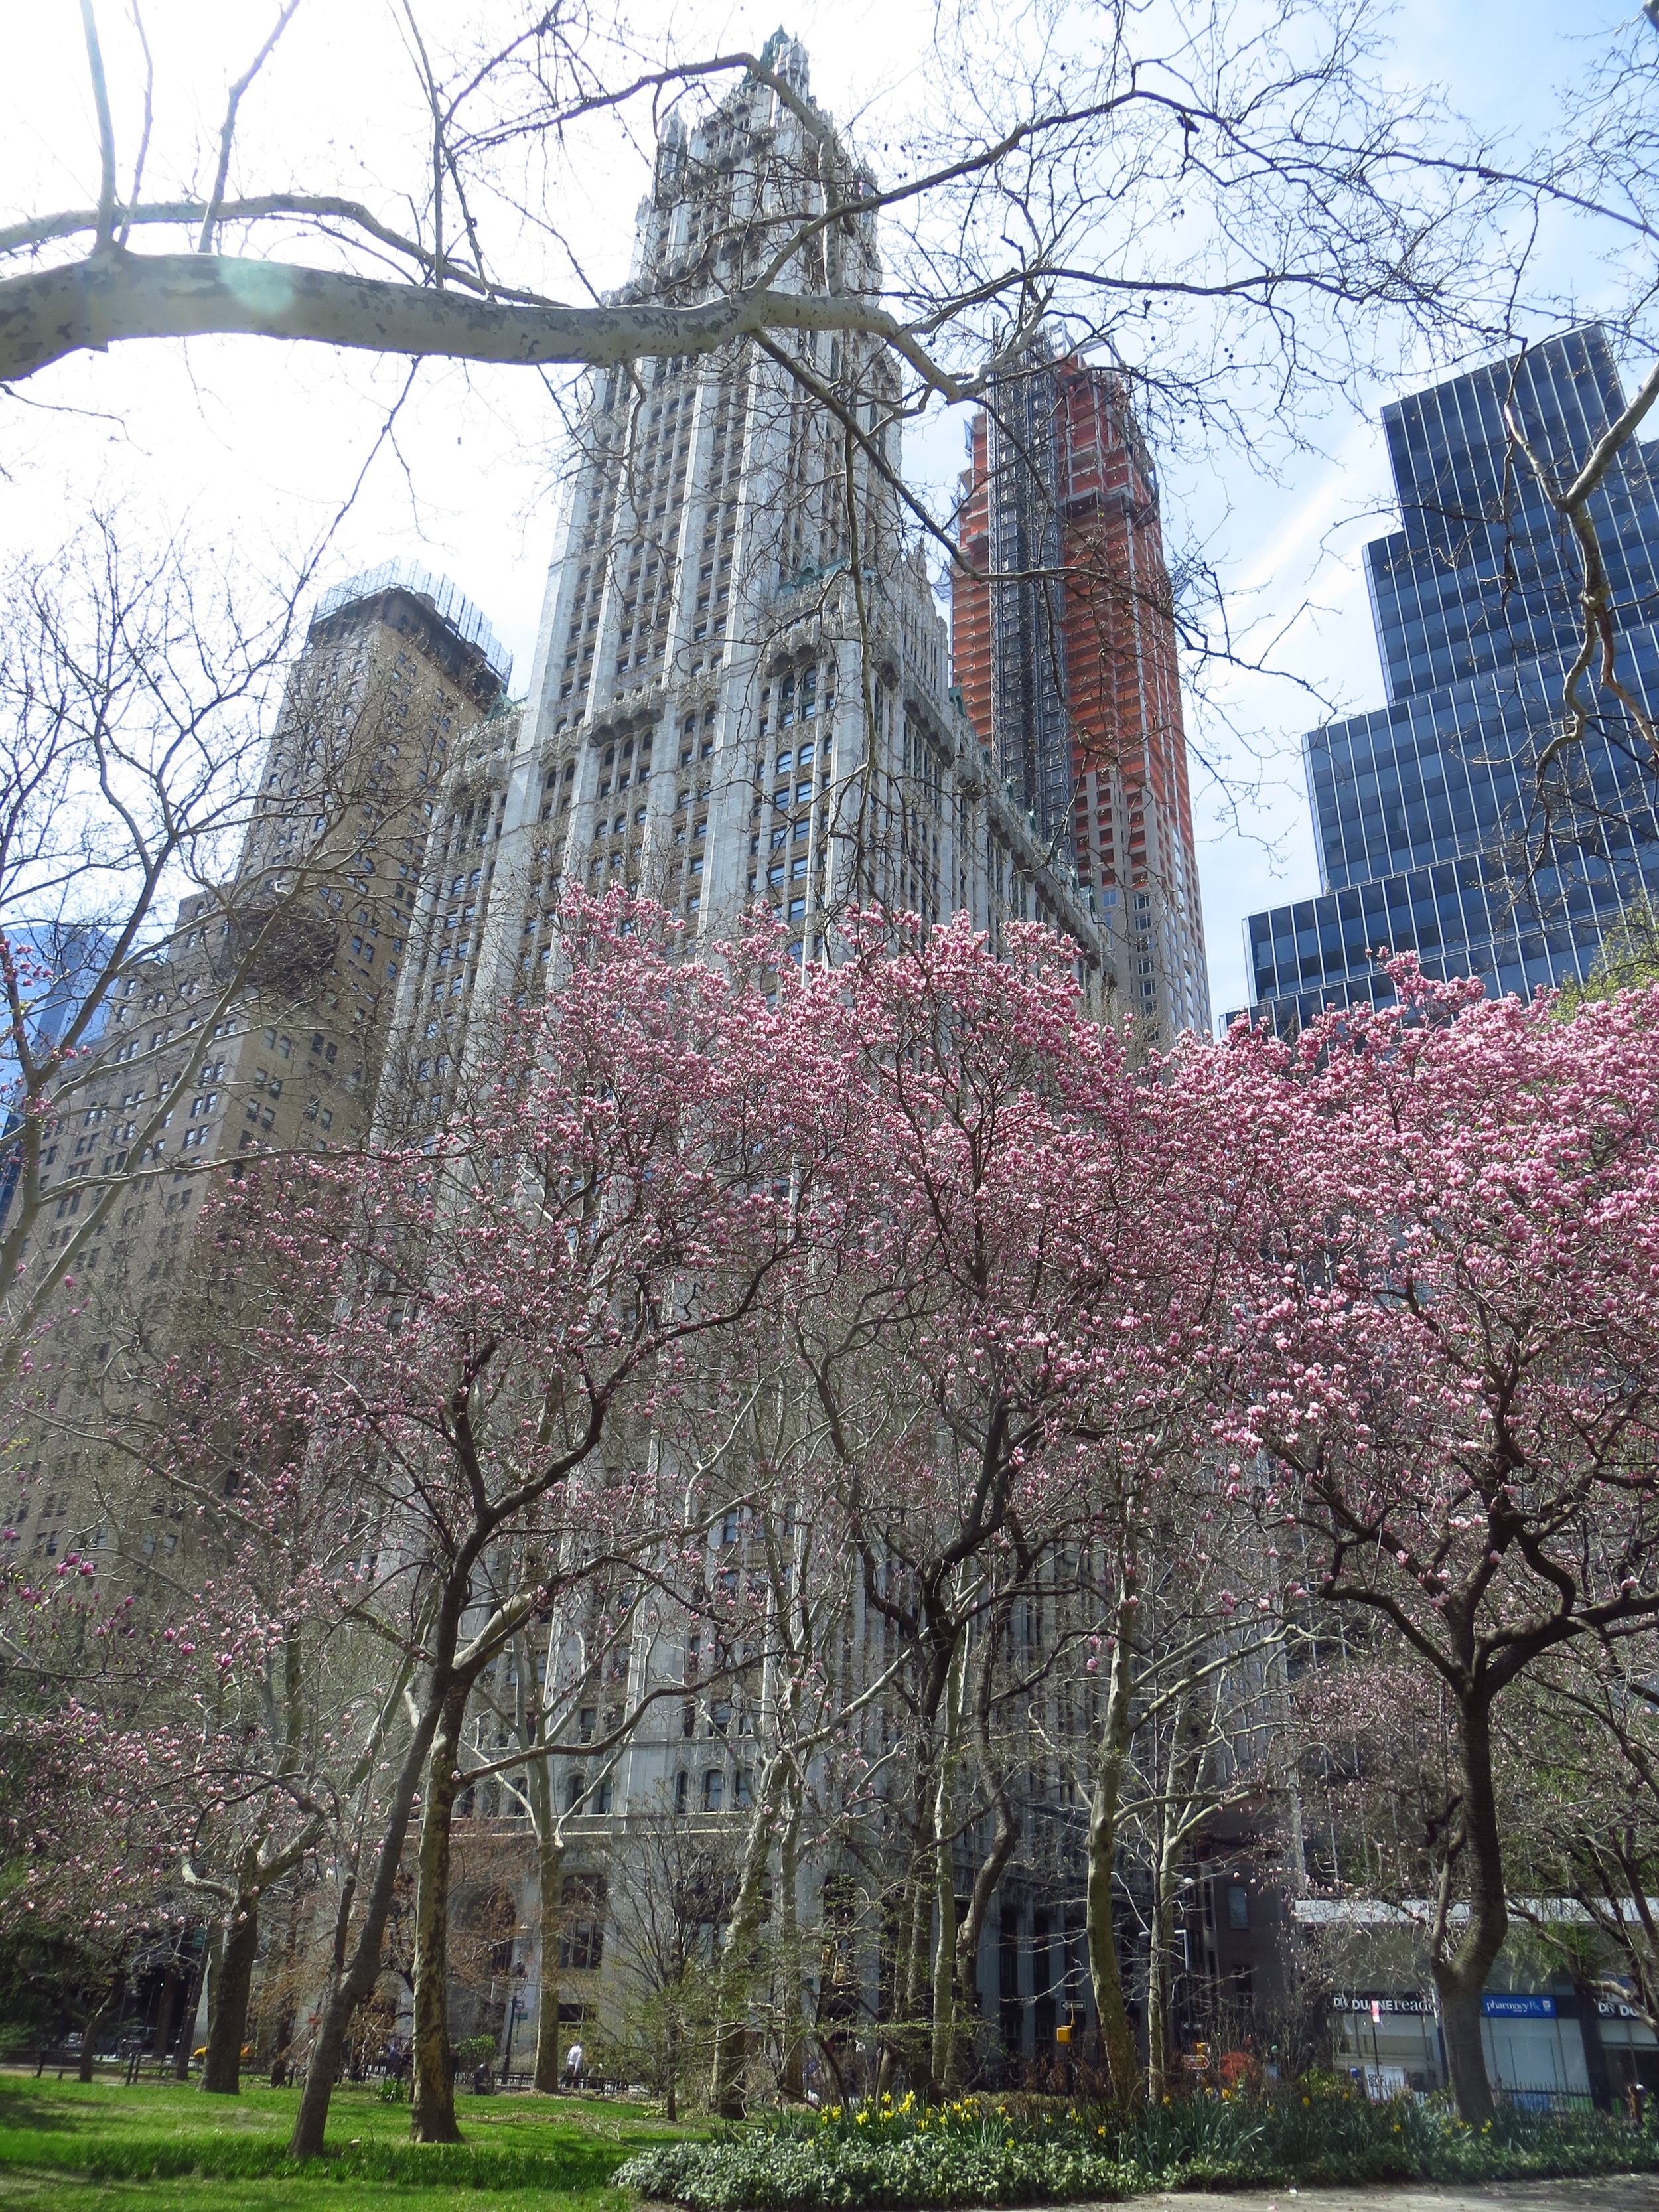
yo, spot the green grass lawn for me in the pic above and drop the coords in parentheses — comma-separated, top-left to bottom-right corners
(0, 2070, 690, 2212)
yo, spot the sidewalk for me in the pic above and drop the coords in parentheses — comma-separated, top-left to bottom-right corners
(1119, 2179, 1659, 2212)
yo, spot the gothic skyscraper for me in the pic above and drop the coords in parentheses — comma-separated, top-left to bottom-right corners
(388, 36, 1107, 1117)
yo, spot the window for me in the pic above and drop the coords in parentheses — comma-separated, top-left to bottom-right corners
(565, 1771, 586, 1814)
(674, 1769, 689, 1813)
(702, 1769, 724, 1812)
(557, 1874, 607, 1971)
(1227, 1887, 1250, 1931)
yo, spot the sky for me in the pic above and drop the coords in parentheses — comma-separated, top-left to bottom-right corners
(0, 0, 1644, 1025)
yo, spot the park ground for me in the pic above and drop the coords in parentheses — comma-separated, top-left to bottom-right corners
(0, 2070, 684, 2211)
(8, 2076, 1659, 2212)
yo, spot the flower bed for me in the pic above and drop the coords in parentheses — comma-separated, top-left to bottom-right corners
(616, 2086, 1659, 2209)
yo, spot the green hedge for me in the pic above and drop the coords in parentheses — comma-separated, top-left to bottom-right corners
(616, 2088, 1659, 2209)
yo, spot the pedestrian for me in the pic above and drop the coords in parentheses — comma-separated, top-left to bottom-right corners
(563, 2037, 584, 2091)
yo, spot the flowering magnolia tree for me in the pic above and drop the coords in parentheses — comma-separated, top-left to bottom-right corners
(772, 915, 1226, 2104)
(0, 1683, 194, 2075)
(1206, 964, 1659, 2120)
(139, 895, 850, 2154)
(25, 918, 1659, 2126)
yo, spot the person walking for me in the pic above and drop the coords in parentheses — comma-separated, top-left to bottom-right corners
(563, 2037, 584, 2092)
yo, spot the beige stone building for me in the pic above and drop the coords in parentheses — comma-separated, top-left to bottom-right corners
(7, 567, 508, 1565)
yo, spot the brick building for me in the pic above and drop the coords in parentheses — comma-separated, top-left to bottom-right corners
(954, 344, 1210, 1037)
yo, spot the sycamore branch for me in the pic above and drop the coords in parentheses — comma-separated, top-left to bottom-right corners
(0, 249, 966, 392)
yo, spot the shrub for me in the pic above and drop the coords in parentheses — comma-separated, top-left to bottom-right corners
(615, 2087, 1659, 2209)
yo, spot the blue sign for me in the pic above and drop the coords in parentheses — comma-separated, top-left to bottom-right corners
(1482, 1994, 1555, 2018)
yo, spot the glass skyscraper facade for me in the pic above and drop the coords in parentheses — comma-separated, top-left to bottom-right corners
(1240, 327, 1659, 1031)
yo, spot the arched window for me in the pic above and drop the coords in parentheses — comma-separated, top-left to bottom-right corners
(565, 1771, 585, 1814)
(674, 1770, 688, 1813)
(702, 1768, 724, 1812)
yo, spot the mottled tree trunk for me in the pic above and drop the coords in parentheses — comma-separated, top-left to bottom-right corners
(202, 1899, 259, 2095)
(409, 1681, 470, 2143)
(710, 1763, 779, 2117)
(895, 1855, 934, 2099)
(778, 1779, 806, 2100)
(955, 1777, 1018, 2058)
(530, 1783, 564, 2093)
(1145, 1846, 1179, 2104)
(1085, 1587, 1143, 2108)
(930, 1644, 966, 2091)
(289, 1693, 441, 2160)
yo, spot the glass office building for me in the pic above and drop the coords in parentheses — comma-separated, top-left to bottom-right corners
(1239, 327, 1659, 1031)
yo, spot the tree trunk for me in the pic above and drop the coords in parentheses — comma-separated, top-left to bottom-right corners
(710, 1762, 779, 2117)
(154, 1964, 182, 2074)
(202, 1899, 259, 2095)
(897, 1852, 935, 2100)
(269, 1884, 308, 2087)
(289, 1686, 445, 2160)
(530, 1806, 565, 2093)
(1570, 1959, 1615, 2112)
(173, 1937, 210, 2080)
(930, 1641, 966, 2091)
(409, 1680, 470, 2144)
(778, 1779, 805, 2100)
(1430, 1698, 1504, 2124)
(953, 1613, 1021, 2081)
(200, 1922, 226, 2069)
(956, 1776, 1018, 2047)
(80, 1966, 127, 2081)
(1145, 1848, 1179, 2104)
(1085, 1589, 1142, 2107)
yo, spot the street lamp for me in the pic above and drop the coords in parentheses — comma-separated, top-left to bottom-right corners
(500, 1964, 528, 2085)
